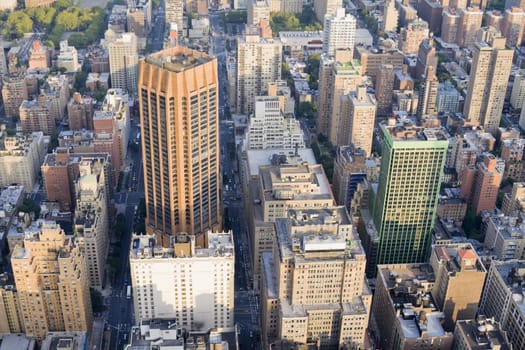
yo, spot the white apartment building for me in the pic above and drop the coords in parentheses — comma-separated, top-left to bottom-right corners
(130, 231, 235, 332)
(57, 40, 80, 73)
(0, 132, 48, 191)
(237, 28, 282, 115)
(246, 96, 304, 150)
(107, 32, 139, 94)
(323, 8, 357, 57)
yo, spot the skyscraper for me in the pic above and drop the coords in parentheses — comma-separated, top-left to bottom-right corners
(463, 33, 513, 133)
(139, 47, 221, 246)
(322, 8, 356, 57)
(366, 121, 447, 273)
(107, 32, 139, 94)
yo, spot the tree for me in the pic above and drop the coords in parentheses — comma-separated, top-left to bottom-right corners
(298, 101, 317, 120)
(5, 11, 33, 38)
(56, 9, 80, 31)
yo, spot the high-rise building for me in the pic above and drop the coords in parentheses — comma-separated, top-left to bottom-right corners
(42, 150, 113, 214)
(19, 100, 55, 136)
(415, 38, 438, 80)
(375, 64, 395, 116)
(67, 93, 96, 130)
(382, 0, 398, 32)
(454, 317, 512, 350)
(398, 19, 430, 55)
(0, 132, 48, 192)
(340, 86, 376, 155)
(511, 73, 525, 109)
(28, 40, 51, 70)
(463, 33, 513, 133)
(479, 260, 525, 349)
(322, 8, 357, 57)
(361, 121, 448, 275)
(355, 44, 404, 83)
(245, 96, 304, 150)
(11, 221, 93, 341)
(57, 40, 80, 73)
(417, 0, 443, 34)
(372, 263, 453, 350)
(165, 0, 184, 37)
(486, 10, 504, 30)
(396, 0, 418, 27)
(236, 26, 282, 115)
(436, 81, 461, 114)
(459, 154, 503, 215)
(107, 32, 139, 94)
(313, 0, 342, 22)
(457, 7, 483, 48)
(501, 7, 525, 48)
(430, 244, 486, 331)
(332, 146, 379, 215)
(130, 231, 234, 331)
(73, 159, 110, 289)
(38, 74, 70, 122)
(139, 47, 221, 245)
(261, 207, 372, 349)
(249, 163, 335, 289)
(416, 66, 439, 119)
(247, 0, 270, 25)
(0, 48, 7, 78)
(0, 274, 22, 333)
(1, 73, 28, 118)
(441, 8, 460, 44)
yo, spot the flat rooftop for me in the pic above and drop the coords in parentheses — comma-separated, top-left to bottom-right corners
(144, 47, 214, 73)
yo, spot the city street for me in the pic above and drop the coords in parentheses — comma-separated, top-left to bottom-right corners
(107, 122, 144, 350)
(211, 10, 261, 349)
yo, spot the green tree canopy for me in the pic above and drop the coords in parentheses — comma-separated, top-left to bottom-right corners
(5, 11, 33, 38)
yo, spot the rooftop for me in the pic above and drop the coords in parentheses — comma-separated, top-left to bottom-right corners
(259, 163, 333, 202)
(144, 47, 214, 73)
(455, 317, 511, 350)
(377, 264, 449, 339)
(130, 231, 234, 260)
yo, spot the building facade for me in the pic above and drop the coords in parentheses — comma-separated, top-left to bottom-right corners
(237, 27, 282, 115)
(463, 33, 513, 133)
(11, 221, 93, 341)
(139, 47, 221, 245)
(130, 232, 234, 331)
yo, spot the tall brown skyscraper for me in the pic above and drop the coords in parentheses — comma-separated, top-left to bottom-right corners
(139, 47, 221, 246)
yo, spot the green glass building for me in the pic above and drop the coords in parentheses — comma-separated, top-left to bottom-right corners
(370, 122, 448, 269)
